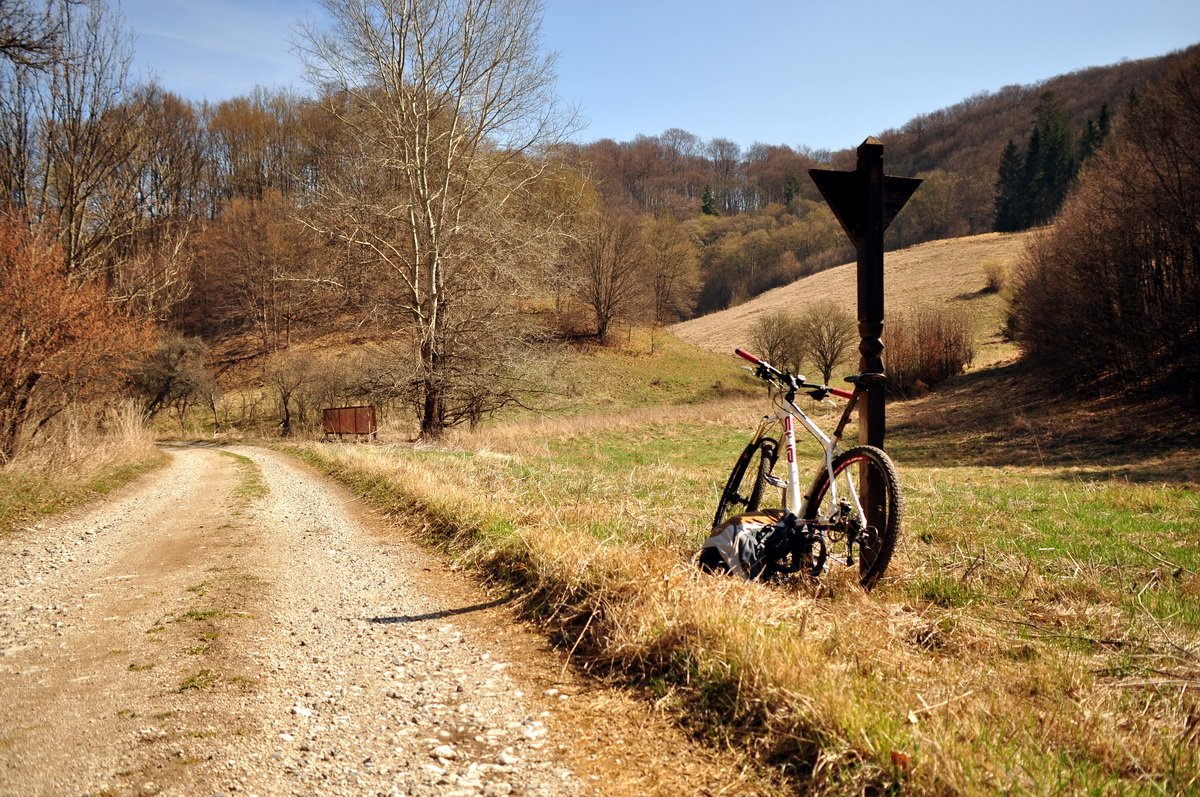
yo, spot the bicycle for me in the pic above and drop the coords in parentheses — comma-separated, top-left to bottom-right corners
(697, 348, 904, 590)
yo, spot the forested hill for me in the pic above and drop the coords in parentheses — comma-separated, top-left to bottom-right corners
(564, 43, 1197, 315)
(871, 44, 1199, 230)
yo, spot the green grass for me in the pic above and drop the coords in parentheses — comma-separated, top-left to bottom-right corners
(218, 451, 269, 504)
(176, 669, 219, 692)
(516, 330, 760, 417)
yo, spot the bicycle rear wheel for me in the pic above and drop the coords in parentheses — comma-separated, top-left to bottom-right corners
(803, 445, 903, 590)
(712, 437, 778, 528)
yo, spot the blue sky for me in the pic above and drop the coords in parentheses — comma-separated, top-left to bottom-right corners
(122, 0, 1200, 151)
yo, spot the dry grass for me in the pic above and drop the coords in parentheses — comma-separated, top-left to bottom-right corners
(286, 373, 1200, 794)
(672, 231, 1036, 371)
(0, 401, 164, 534)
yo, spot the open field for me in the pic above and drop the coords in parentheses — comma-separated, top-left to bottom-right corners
(672, 231, 1037, 370)
(287, 336, 1200, 795)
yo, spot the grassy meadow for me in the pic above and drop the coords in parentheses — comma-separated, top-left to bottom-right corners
(285, 331, 1200, 795)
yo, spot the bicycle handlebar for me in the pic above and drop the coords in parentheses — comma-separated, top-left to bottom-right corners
(735, 348, 858, 400)
(734, 348, 763, 365)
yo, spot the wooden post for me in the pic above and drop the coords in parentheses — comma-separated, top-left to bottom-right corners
(855, 138, 886, 449)
(809, 138, 921, 550)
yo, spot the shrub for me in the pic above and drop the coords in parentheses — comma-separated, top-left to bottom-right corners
(0, 213, 151, 462)
(884, 306, 975, 396)
(127, 336, 216, 428)
(981, 261, 1006, 294)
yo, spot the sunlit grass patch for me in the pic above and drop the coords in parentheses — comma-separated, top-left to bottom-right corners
(176, 669, 219, 692)
(219, 451, 269, 504)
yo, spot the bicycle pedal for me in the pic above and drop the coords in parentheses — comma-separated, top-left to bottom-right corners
(765, 474, 787, 488)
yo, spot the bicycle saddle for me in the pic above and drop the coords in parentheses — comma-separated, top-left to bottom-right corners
(845, 373, 887, 387)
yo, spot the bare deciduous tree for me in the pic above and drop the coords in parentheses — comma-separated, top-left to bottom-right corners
(749, 309, 805, 375)
(101, 84, 207, 318)
(572, 206, 647, 340)
(298, 0, 575, 439)
(0, 0, 60, 68)
(797, 300, 857, 384)
(0, 0, 142, 279)
(39, 0, 139, 276)
(641, 215, 699, 325)
(263, 348, 317, 437)
(191, 192, 320, 355)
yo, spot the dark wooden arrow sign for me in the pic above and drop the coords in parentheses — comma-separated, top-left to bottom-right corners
(808, 167, 922, 244)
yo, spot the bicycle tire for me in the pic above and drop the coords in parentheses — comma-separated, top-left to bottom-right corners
(712, 437, 779, 528)
(803, 445, 903, 590)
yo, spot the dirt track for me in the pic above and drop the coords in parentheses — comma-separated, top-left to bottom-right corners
(0, 446, 761, 796)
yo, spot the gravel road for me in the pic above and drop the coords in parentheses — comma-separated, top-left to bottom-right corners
(0, 445, 760, 797)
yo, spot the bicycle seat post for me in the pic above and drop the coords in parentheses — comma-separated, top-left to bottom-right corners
(831, 386, 861, 446)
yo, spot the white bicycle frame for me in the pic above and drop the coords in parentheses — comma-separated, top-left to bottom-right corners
(756, 392, 864, 525)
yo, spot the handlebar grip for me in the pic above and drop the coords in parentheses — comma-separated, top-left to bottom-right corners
(734, 348, 762, 365)
(829, 387, 854, 400)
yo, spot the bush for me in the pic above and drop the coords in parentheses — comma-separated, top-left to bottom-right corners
(127, 336, 216, 428)
(981, 261, 1006, 294)
(1010, 50, 1200, 398)
(884, 306, 975, 396)
(0, 213, 151, 461)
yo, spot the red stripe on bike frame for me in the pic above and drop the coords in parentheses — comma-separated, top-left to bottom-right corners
(784, 415, 795, 464)
(830, 387, 854, 400)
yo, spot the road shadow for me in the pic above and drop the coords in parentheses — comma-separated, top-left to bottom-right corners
(368, 595, 513, 625)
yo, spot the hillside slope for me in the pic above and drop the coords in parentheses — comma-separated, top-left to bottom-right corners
(670, 230, 1035, 368)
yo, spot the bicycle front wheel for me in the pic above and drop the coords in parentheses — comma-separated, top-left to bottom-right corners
(712, 437, 778, 528)
(803, 445, 903, 590)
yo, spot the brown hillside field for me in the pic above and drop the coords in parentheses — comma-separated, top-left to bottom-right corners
(672, 231, 1036, 370)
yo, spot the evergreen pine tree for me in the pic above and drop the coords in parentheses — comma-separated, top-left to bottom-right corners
(1021, 127, 1042, 225)
(783, 176, 801, 207)
(1078, 102, 1114, 165)
(701, 185, 717, 216)
(1027, 91, 1076, 226)
(993, 140, 1027, 232)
